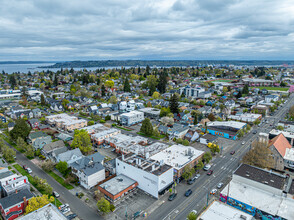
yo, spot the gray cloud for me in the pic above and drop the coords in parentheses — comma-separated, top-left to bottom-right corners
(0, 0, 293, 60)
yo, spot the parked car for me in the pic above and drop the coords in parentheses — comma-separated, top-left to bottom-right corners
(67, 213, 77, 220)
(207, 170, 213, 176)
(230, 151, 235, 155)
(23, 165, 27, 170)
(217, 182, 223, 189)
(187, 179, 195, 185)
(203, 164, 211, 171)
(210, 189, 217, 195)
(61, 207, 70, 214)
(53, 191, 60, 198)
(59, 204, 69, 210)
(194, 174, 200, 179)
(26, 168, 32, 174)
(185, 189, 192, 197)
(168, 193, 177, 201)
(104, 145, 111, 149)
(241, 141, 245, 145)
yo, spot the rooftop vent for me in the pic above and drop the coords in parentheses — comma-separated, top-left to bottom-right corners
(264, 181, 269, 184)
(240, 215, 247, 220)
(117, 178, 123, 182)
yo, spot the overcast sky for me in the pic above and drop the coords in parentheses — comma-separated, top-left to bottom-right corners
(0, 0, 294, 61)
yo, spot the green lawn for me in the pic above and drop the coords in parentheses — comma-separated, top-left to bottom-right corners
(113, 125, 132, 131)
(250, 87, 289, 91)
(47, 171, 74, 190)
(136, 132, 165, 140)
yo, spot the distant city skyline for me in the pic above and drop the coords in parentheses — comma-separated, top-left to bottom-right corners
(1, 0, 294, 61)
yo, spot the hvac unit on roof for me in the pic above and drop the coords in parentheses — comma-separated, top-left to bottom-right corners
(240, 215, 247, 220)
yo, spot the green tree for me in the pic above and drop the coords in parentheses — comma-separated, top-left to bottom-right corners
(276, 125, 284, 131)
(146, 75, 158, 96)
(160, 107, 170, 117)
(169, 94, 179, 114)
(242, 84, 249, 94)
(105, 80, 114, 88)
(242, 141, 274, 169)
(41, 160, 55, 172)
(182, 165, 195, 181)
(87, 121, 95, 126)
(62, 99, 70, 110)
(123, 78, 131, 92)
(109, 96, 117, 104)
(2, 146, 16, 163)
(101, 85, 106, 96)
(153, 127, 160, 138)
(10, 119, 31, 140)
(210, 144, 220, 155)
(97, 198, 111, 214)
(56, 161, 68, 175)
(152, 91, 160, 99)
(237, 129, 244, 138)
(253, 119, 260, 125)
(203, 152, 212, 164)
(207, 113, 215, 121)
(182, 139, 190, 146)
(41, 94, 46, 106)
(157, 71, 167, 94)
(71, 129, 92, 154)
(140, 118, 154, 136)
(187, 212, 197, 220)
(25, 195, 54, 214)
(196, 161, 204, 171)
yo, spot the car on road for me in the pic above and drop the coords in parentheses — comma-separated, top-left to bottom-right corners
(26, 168, 32, 174)
(185, 189, 193, 197)
(53, 191, 60, 198)
(210, 189, 217, 195)
(67, 213, 77, 220)
(253, 130, 257, 134)
(230, 150, 235, 155)
(207, 170, 213, 176)
(187, 178, 195, 185)
(241, 141, 245, 145)
(168, 193, 177, 201)
(217, 182, 223, 189)
(203, 164, 211, 171)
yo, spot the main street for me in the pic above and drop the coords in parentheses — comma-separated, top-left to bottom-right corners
(4, 139, 103, 220)
(149, 94, 294, 220)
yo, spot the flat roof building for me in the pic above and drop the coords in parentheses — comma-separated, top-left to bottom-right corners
(98, 174, 138, 203)
(137, 107, 160, 119)
(116, 153, 174, 199)
(150, 144, 204, 180)
(197, 201, 253, 220)
(120, 111, 144, 126)
(227, 113, 262, 123)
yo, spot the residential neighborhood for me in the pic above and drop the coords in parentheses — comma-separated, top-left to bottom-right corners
(0, 64, 293, 220)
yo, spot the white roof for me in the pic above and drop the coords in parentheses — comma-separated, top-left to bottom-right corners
(150, 144, 204, 170)
(198, 201, 253, 220)
(120, 110, 144, 117)
(269, 129, 294, 139)
(63, 119, 87, 126)
(284, 148, 294, 162)
(207, 121, 247, 129)
(221, 180, 294, 220)
(227, 114, 261, 122)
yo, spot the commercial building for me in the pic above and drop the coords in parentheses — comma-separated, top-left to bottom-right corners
(203, 121, 247, 140)
(120, 111, 144, 126)
(0, 89, 43, 100)
(138, 108, 160, 119)
(150, 144, 204, 180)
(88, 125, 121, 145)
(242, 78, 275, 86)
(98, 174, 138, 203)
(116, 153, 174, 199)
(45, 113, 87, 131)
(197, 201, 253, 220)
(227, 113, 262, 123)
(179, 86, 211, 98)
(220, 164, 294, 219)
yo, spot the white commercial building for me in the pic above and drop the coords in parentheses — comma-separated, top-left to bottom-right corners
(227, 113, 262, 123)
(197, 201, 253, 220)
(0, 89, 43, 100)
(46, 113, 87, 131)
(116, 153, 174, 199)
(150, 144, 204, 179)
(120, 110, 144, 126)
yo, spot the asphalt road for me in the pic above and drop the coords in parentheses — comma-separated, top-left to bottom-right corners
(148, 94, 294, 220)
(5, 141, 103, 220)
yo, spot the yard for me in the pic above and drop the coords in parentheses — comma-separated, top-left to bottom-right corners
(47, 171, 74, 190)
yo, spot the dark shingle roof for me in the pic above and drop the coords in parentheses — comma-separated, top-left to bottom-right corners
(234, 164, 287, 190)
(29, 131, 48, 139)
(0, 189, 34, 209)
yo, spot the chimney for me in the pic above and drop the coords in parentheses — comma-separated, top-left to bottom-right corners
(23, 197, 27, 211)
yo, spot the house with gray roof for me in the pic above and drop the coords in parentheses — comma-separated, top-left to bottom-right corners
(28, 131, 52, 150)
(69, 152, 105, 189)
(41, 140, 66, 160)
(55, 148, 83, 164)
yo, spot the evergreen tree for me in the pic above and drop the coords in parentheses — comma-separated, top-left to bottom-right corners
(97, 78, 101, 86)
(41, 94, 45, 106)
(123, 78, 131, 92)
(242, 84, 249, 94)
(157, 72, 167, 94)
(54, 75, 58, 86)
(9, 75, 16, 88)
(101, 85, 106, 97)
(169, 94, 179, 114)
(140, 118, 154, 136)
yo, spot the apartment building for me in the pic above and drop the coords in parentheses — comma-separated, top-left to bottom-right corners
(45, 113, 87, 131)
(120, 111, 144, 126)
